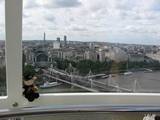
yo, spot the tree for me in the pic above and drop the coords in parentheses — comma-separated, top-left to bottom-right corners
(23, 65, 36, 80)
(0, 67, 6, 85)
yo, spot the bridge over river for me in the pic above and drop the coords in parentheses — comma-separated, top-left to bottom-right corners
(42, 68, 160, 93)
(42, 68, 134, 92)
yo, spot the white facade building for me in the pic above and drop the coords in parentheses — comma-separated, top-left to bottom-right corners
(146, 51, 160, 62)
(105, 47, 128, 62)
(53, 41, 60, 49)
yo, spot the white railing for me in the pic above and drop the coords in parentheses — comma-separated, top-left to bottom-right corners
(0, 105, 159, 118)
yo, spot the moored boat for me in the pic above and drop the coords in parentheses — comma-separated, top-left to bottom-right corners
(40, 81, 61, 88)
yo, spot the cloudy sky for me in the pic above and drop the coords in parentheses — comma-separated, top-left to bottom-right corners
(1, 0, 160, 45)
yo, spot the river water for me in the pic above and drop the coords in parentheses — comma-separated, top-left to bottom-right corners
(2, 71, 160, 95)
(39, 71, 160, 93)
(102, 71, 160, 93)
(39, 83, 89, 93)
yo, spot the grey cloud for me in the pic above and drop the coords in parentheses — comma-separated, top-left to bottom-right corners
(45, 0, 81, 8)
(25, 0, 39, 8)
(48, 26, 58, 30)
(151, 0, 160, 11)
(116, 0, 135, 11)
(89, 4, 104, 12)
(124, 25, 159, 35)
(69, 17, 75, 22)
(0, 23, 4, 27)
(45, 16, 55, 22)
(132, 12, 157, 21)
(54, 0, 81, 8)
(71, 26, 88, 31)
(23, 13, 30, 18)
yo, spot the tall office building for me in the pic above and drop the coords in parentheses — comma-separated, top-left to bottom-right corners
(57, 37, 60, 42)
(64, 35, 67, 46)
(53, 37, 61, 49)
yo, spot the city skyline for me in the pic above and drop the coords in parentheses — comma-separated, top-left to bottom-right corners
(1, 0, 160, 45)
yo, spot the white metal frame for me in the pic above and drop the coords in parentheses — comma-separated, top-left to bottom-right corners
(1, 0, 160, 109)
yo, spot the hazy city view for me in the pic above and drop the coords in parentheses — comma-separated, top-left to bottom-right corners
(22, 36, 160, 93)
(2, 0, 160, 95)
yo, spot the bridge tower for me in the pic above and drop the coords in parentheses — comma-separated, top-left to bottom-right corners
(66, 63, 75, 89)
(133, 79, 141, 93)
(87, 70, 93, 88)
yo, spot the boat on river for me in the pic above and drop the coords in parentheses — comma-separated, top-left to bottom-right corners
(40, 81, 61, 89)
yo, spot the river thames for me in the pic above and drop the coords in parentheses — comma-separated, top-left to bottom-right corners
(39, 71, 160, 93)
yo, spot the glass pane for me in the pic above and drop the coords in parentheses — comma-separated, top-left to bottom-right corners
(0, 0, 6, 96)
(22, 0, 160, 94)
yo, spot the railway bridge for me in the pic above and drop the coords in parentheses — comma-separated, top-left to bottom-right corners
(42, 68, 133, 92)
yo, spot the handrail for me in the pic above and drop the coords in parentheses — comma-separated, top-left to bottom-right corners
(0, 105, 160, 118)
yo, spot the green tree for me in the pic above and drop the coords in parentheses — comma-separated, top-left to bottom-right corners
(23, 64, 36, 80)
(0, 67, 6, 85)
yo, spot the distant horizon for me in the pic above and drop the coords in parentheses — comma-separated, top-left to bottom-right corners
(0, 39, 159, 46)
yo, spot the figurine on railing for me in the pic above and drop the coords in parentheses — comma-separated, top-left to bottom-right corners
(23, 65, 39, 102)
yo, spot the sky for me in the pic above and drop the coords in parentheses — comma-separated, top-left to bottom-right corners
(1, 0, 160, 45)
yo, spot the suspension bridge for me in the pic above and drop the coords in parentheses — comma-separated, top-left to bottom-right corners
(42, 68, 140, 92)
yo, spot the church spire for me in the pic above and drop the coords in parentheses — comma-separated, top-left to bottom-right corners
(43, 32, 46, 51)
